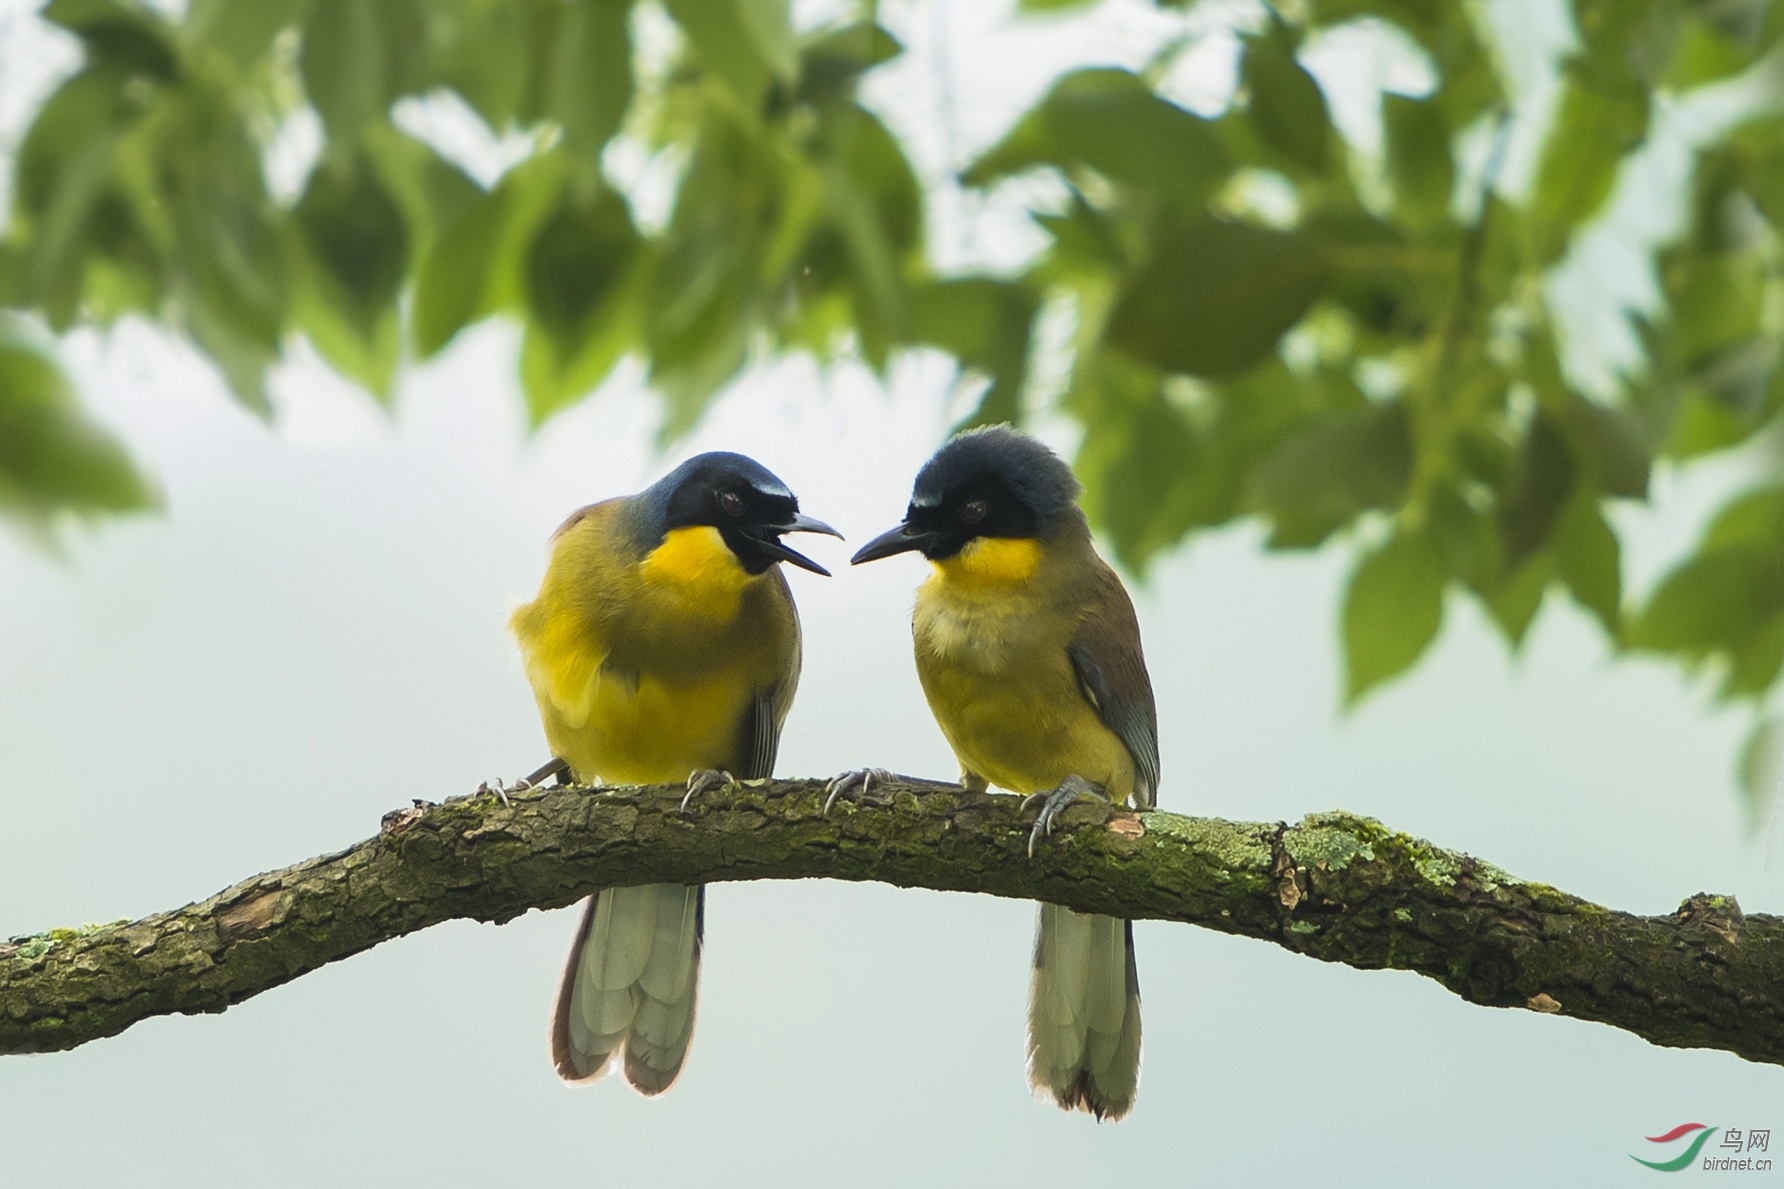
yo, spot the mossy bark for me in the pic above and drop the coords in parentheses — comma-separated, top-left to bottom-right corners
(4, 778, 1781, 1063)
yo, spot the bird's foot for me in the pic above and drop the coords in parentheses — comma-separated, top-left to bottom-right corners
(476, 778, 515, 806)
(823, 768, 898, 814)
(680, 769, 736, 813)
(523, 757, 571, 788)
(1021, 776, 1109, 858)
(479, 757, 572, 805)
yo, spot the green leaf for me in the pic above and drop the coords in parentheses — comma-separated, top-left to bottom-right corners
(1500, 413, 1575, 565)
(14, 68, 136, 326)
(817, 106, 922, 357)
(1738, 715, 1784, 834)
(1550, 493, 1621, 633)
(1106, 218, 1326, 377)
(1241, 35, 1333, 174)
(521, 184, 641, 421)
(301, 0, 390, 138)
(1663, 16, 1755, 90)
(643, 113, 787, 431)
(1073, 372, 1203, 571)
(1560, 398, 1649, 499)
(1425, 479, 1497, 588)
(137, 80, 289, 414)
(1073, 358, 1337, 571)
(1728, 116, 1784, 233)
(297, 290, 402, 403)
(411, 153, 564, 358)
(360, 123, 481, 265)
(1034, 187, 1125, 273)
(1726, 615, 1784, 697)
(1244, 402, 1412, 548)
(291, 153, 410, 399)
(798, 21, 901, 104)
(429, 0, 532, 128)
(0, 325, 156, 521)
(1486, 555, 1550, 649)
(1629, 551, 1771, 653)
(1381, 93, 1453, 227)
(1629, 482, 1784, 696)
(664, 0, 796, 104)
(1665, 249, 1766, 370)
(1665, 384, 1766, 459)
(550, 0, 633, 173)
(1304, 209, 1429, 344)
(1343, 530, 1448, 704)
(1704, 485, 1784, 552)
(519, 310, 634, 427)
(187, 0, 306, 75)
(1530, 63, 1649, 257)
(44, 0, 178, 78)
(295, 155, 411, 322)
(913, 278, 1038, 429)
(412, 185, 513, 359)
(962, 68, 1230, 201)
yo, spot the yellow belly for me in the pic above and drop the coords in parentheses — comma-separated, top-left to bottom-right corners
(919, 663, 1133, 798)
(537, 663, 755, 785)
(914, 573, 1134, 801)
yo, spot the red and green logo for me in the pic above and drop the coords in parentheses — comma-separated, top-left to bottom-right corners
(1632, 1123, 1717, 1171)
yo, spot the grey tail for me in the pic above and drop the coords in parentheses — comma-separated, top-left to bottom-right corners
(1027, 905, 1141, 1121)
(550, 884, 704, 1095)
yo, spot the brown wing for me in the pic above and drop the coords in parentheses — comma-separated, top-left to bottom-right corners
(1066, 562, 1160, 809)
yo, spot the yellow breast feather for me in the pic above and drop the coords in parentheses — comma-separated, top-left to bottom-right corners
(915, 540, 1051, 675)
(931, 536, 1041, 590)
(638, 526, 754, 623)
(564, 664, 757, 785)
(511, 601, 606, 730)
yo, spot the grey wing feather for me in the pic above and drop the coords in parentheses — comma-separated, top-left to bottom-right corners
(739, 688, 782, 782)
(1067, 565, 1160, 809)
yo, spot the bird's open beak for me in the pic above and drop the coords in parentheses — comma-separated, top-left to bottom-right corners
(762, 513, 844, 577)
(850, 522, 933, 565)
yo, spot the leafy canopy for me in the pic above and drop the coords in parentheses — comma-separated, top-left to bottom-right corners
(4, 0, 1784, 810)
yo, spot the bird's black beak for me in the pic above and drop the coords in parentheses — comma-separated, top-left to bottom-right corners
(850, 522, 933, 565)
(762, 512, 843, 577)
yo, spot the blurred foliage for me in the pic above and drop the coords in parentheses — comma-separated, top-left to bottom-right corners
(4, 0, 1784, 806)
(0, 315, 155, 526)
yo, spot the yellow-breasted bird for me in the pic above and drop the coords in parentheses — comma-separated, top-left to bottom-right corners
(511, 452, 839, 1094)
(844, 426, 1158, 1121)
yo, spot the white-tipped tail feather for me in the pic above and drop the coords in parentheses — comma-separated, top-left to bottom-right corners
(551, 884, 704, 1094)
(1028, 904, 1141, 1121)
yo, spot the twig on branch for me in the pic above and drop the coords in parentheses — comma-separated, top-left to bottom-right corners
(3, 777, 1780, 1063)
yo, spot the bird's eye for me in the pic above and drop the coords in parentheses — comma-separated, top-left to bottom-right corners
(960, 499, 988, 524)
(719, 490, 746, 517)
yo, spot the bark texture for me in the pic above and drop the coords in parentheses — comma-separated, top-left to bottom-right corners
(4, 777, 1780, 1064)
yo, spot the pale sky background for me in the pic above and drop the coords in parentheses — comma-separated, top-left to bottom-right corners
(3, 1, 1783, 1186)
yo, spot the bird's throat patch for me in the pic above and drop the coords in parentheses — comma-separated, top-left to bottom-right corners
(640, 525, 753, 619)
(933, 536, 1042, 588)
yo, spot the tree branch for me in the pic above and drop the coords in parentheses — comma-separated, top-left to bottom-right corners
(4, 778, 1780, 1064)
